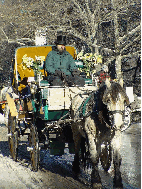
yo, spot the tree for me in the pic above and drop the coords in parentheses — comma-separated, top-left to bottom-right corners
(0, 0, 141, 82)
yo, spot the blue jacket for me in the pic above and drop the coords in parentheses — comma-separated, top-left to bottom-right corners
(45, 46, 77, 76)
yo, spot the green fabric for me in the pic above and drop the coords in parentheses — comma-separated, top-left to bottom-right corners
(45, 46, 77, 76)
(44, 105, 48, 120)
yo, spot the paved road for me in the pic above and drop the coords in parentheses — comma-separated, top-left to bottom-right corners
(120, 122, 141, 189)
(42, 122, 141, 189)
(97, 122, 141, 189)
(0, 122, 141, 188)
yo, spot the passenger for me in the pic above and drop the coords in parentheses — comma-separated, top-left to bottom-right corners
(45, 35, 85, 87)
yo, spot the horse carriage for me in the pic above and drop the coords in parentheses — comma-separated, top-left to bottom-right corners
(1, 45, 131, 188)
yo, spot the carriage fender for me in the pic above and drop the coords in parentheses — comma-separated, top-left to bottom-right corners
(6, 93, 18, 117)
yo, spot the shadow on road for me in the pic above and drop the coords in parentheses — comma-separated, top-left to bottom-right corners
(0, 141, 10, 157)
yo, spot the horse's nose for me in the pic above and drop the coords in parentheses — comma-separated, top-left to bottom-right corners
(112, 122, 124, 131)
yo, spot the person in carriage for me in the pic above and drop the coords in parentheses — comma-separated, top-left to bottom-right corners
(97, 64, 110, 86)
(45, 35, 85, 87)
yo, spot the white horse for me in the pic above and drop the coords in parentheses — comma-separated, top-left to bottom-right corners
(71, 78, 130, 188)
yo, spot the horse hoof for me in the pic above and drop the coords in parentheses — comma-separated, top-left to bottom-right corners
(92, 183, 102, 189)
(113, 181, 123, 189)
(72, 162, 80, 174)
(72, 167, 80, 175)
(113, 178, 123, 188)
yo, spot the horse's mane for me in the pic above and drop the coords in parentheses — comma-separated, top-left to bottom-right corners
(86, 82, 129, 132)
(103, 82, 129, 105)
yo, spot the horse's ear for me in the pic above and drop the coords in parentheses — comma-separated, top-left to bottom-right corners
(118, 77, 123, 88)
(105, 77, 111, 88)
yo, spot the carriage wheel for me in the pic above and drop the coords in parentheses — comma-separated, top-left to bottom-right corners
(8, 112, 18, 161)
(29, 124, 39, 171)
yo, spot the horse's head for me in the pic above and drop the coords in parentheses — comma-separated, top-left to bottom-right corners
(102, 78, 130, 130)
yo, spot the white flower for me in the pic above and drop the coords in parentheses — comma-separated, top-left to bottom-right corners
(23, 65, 26, 70)
(22, 54, 34, 68)
(22, 54, 28, 64)
(35, 55, 41, 61)
(35, 56, 45, 66)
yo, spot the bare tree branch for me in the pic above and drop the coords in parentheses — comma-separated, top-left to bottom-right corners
(120, 35, 141, 54)
(0, 27, 9, 41)
(121, 51, 141, 59)
(118, 24, 141, 42)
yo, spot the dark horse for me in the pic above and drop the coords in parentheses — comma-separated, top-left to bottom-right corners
(71, 78, 130, 189)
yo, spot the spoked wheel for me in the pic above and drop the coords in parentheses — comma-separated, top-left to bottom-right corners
(8, 112, 19, 161)
(29, 124, 40, 171)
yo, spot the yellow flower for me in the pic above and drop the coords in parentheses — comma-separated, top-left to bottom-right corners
(97, 57, 102, 64)
(77, 50, 84, 59)
(40, 56, 45, 62)
(87, 72, 90, 77)
(92, 69, 96, 74)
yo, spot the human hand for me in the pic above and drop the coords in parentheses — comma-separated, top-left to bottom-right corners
(55, 70, 62, 77)
(72, 69, 80, 76)
(61, 72, 67, 80)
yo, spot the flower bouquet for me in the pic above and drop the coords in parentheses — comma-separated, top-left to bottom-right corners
(22, 54, 45, 81)
(77, 50, 103, 78)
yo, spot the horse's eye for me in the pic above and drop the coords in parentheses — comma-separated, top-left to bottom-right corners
(107, 99, 110, 103)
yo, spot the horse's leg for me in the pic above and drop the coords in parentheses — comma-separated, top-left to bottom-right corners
(85, 116, 102, 189)
(100, 142, 112, 173)
(112, 131, 123, 189)
(87, 134, 102, 189)
(71, 123, 82, 174)
(113, 149, 123, 188)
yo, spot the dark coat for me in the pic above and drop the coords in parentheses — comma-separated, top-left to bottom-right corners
(45, 46, 77, 76)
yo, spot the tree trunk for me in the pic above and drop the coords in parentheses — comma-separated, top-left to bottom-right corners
(111, 0, 122, 82)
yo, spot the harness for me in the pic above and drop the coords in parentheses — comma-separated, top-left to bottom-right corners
(75, 92, 95, 120)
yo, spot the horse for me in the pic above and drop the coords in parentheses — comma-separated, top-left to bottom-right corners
(0, 86, 19, 125)
(71, 78, 130, 189)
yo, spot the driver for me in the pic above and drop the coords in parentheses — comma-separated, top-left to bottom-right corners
(45, 35, 85, 87)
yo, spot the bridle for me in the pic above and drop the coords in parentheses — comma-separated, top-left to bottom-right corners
(107, 109, 127, 132)
(108, 110, 125, 116)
